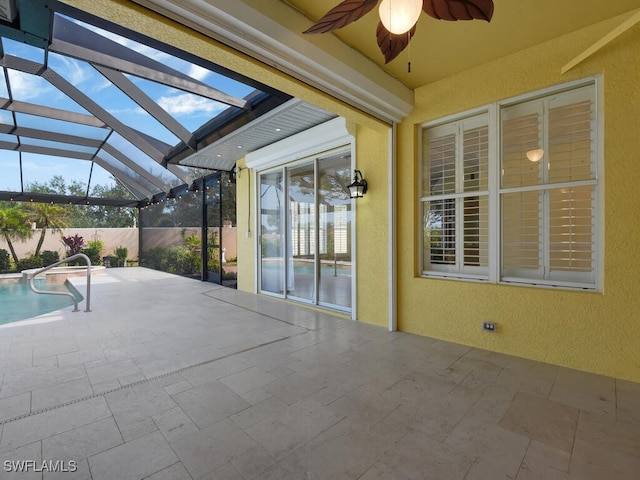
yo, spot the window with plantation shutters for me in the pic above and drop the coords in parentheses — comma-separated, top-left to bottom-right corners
(421, 113, 489, 277)
(419, 80, 600, 290)
(501, 85, 597, 287)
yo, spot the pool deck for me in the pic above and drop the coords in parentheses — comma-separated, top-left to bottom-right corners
(0, 267, 639, 479)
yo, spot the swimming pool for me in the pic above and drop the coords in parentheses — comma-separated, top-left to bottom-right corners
(0, 279, 81, 325)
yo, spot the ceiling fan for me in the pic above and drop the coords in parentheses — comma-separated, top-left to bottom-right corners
(304, 0, 494, 64)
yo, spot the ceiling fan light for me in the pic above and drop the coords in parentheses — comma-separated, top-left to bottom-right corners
(378, 0, 423, 35)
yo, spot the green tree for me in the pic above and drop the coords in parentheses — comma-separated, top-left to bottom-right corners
(0, 202, 33, 264)
(26, 203, 69, 256)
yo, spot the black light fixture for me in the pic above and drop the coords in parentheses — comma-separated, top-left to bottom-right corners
(347, 170, 368, 199)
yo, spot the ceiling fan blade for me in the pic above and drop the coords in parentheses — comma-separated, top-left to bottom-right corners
(304, 0, 380, 34)
(376, 22, 417, 64)
(422, 0, 494, 22)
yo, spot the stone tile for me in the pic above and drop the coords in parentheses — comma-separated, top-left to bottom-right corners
(118, 417, 159, 443)
(0, 392, 31, 423)
(104, 381, 177, 428)
(0, 397, 111, 453)
(162, 380, 193, 397)
(42, 417, 123, 461)
(172, 380, 249, 429)
(230, 443, 275, 479)
(570, 435, 640, 479)
(85, 359, 143, 386)
(143, 463, 191, 480)
(0, 365, 87, 399)
(243, 396, 344, 459)
(56, 348, 106, 368)
(515, 440, 571, 480)
(241, 387, 272, 405)
(262, 371, 326, 406)
(42, 459, 92, 480)
(230, 395, 289, 429)
(260, 419, 388, 480)
(88, 431, 178, 480)
(617, 379, 640, 426)
(152, 406, 199, 443)
(385, 384, 482, 441)
(170, 418, 256, 479)
(360, 429, 474, 480)
(0, 441, 42, 480)
(180, 356, 252, 387)
(499, 392, 579, 452)
(219, 366, 278, 395)
(31, 378, 93, 411)
(576, 411, 640, 459)
(445, 416, 530, 480)
(197, 462, 244, 480)
(549, 368, 616, 417)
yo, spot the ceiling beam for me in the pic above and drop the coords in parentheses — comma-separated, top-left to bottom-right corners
(562, 8, 640, 74)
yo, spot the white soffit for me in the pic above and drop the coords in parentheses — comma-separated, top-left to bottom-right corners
(245, 117, 353, 171)
(131, 0, 414, 124)
(179, 98, 337, 171)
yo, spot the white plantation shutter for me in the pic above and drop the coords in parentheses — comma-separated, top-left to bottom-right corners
(500, 85, 596, 287)
(422, 114, 489, 276)
(419, 81, 599, 290)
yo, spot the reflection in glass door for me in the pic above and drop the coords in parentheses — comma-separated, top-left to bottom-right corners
(258, 152, 353, 312)
(260, 171, 285, 294)
(287, 163, 315, 303)
(318, 157, 352, 309)
(205, 181, 222, 284)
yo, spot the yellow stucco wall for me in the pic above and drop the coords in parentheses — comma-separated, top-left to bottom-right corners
(353, 125, 390, 328)
(397, 13, 640, 382)
(72, 0, 392, 328)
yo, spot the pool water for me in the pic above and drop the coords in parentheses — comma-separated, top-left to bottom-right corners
(1, 279, 80, 325)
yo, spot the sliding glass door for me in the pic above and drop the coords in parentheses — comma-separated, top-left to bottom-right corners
(260, 170, 285, 295)
(259, 151, 353, 312)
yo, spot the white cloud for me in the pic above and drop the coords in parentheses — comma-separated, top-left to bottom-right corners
(7, 70, 54, 101)
(53, 55, 90, 86)
(188, 64, 209, 82)
(158, 93, 225, 117)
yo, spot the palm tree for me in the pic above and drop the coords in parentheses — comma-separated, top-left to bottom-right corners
(27, 203, 69, 256)
(0, 202, 33, 264)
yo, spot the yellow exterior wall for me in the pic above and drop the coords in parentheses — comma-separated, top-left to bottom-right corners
(353, 125, 389, 328)
(397, 13, 640, 382)
(72, 0, 392, 328)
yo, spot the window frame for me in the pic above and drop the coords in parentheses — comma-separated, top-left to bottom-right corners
(418, 77, 603, 291)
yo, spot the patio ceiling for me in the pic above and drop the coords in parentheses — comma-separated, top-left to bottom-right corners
(0, 0, 336, 207)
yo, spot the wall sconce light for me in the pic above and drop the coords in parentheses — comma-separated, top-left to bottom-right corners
(526, 149, 544, 163)
(347, 170, 368, 198)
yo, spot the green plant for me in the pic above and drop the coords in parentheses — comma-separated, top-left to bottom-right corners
(17, 255, 44, 271)
(40, 250, 60, 266)
(82, 240, 104, 265)
(114, 246, 128, 267)
(0, 248, 10, 272)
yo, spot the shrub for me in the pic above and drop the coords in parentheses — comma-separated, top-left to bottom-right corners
(40, 250, 60, 266)
(0, 249, 10, 273)
(82, 240, 103, 266)
(114, 246, 128, 267)
(17, 255, 44, 271)
(142, 245, 200, 276)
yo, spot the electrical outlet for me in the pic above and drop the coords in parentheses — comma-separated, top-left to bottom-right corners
(482, 322, 497, 332)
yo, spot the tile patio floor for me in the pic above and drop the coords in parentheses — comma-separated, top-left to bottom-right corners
(1, 267, 639, 479)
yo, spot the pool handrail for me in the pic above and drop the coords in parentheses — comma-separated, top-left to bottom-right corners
(28, 253, 91, 312)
